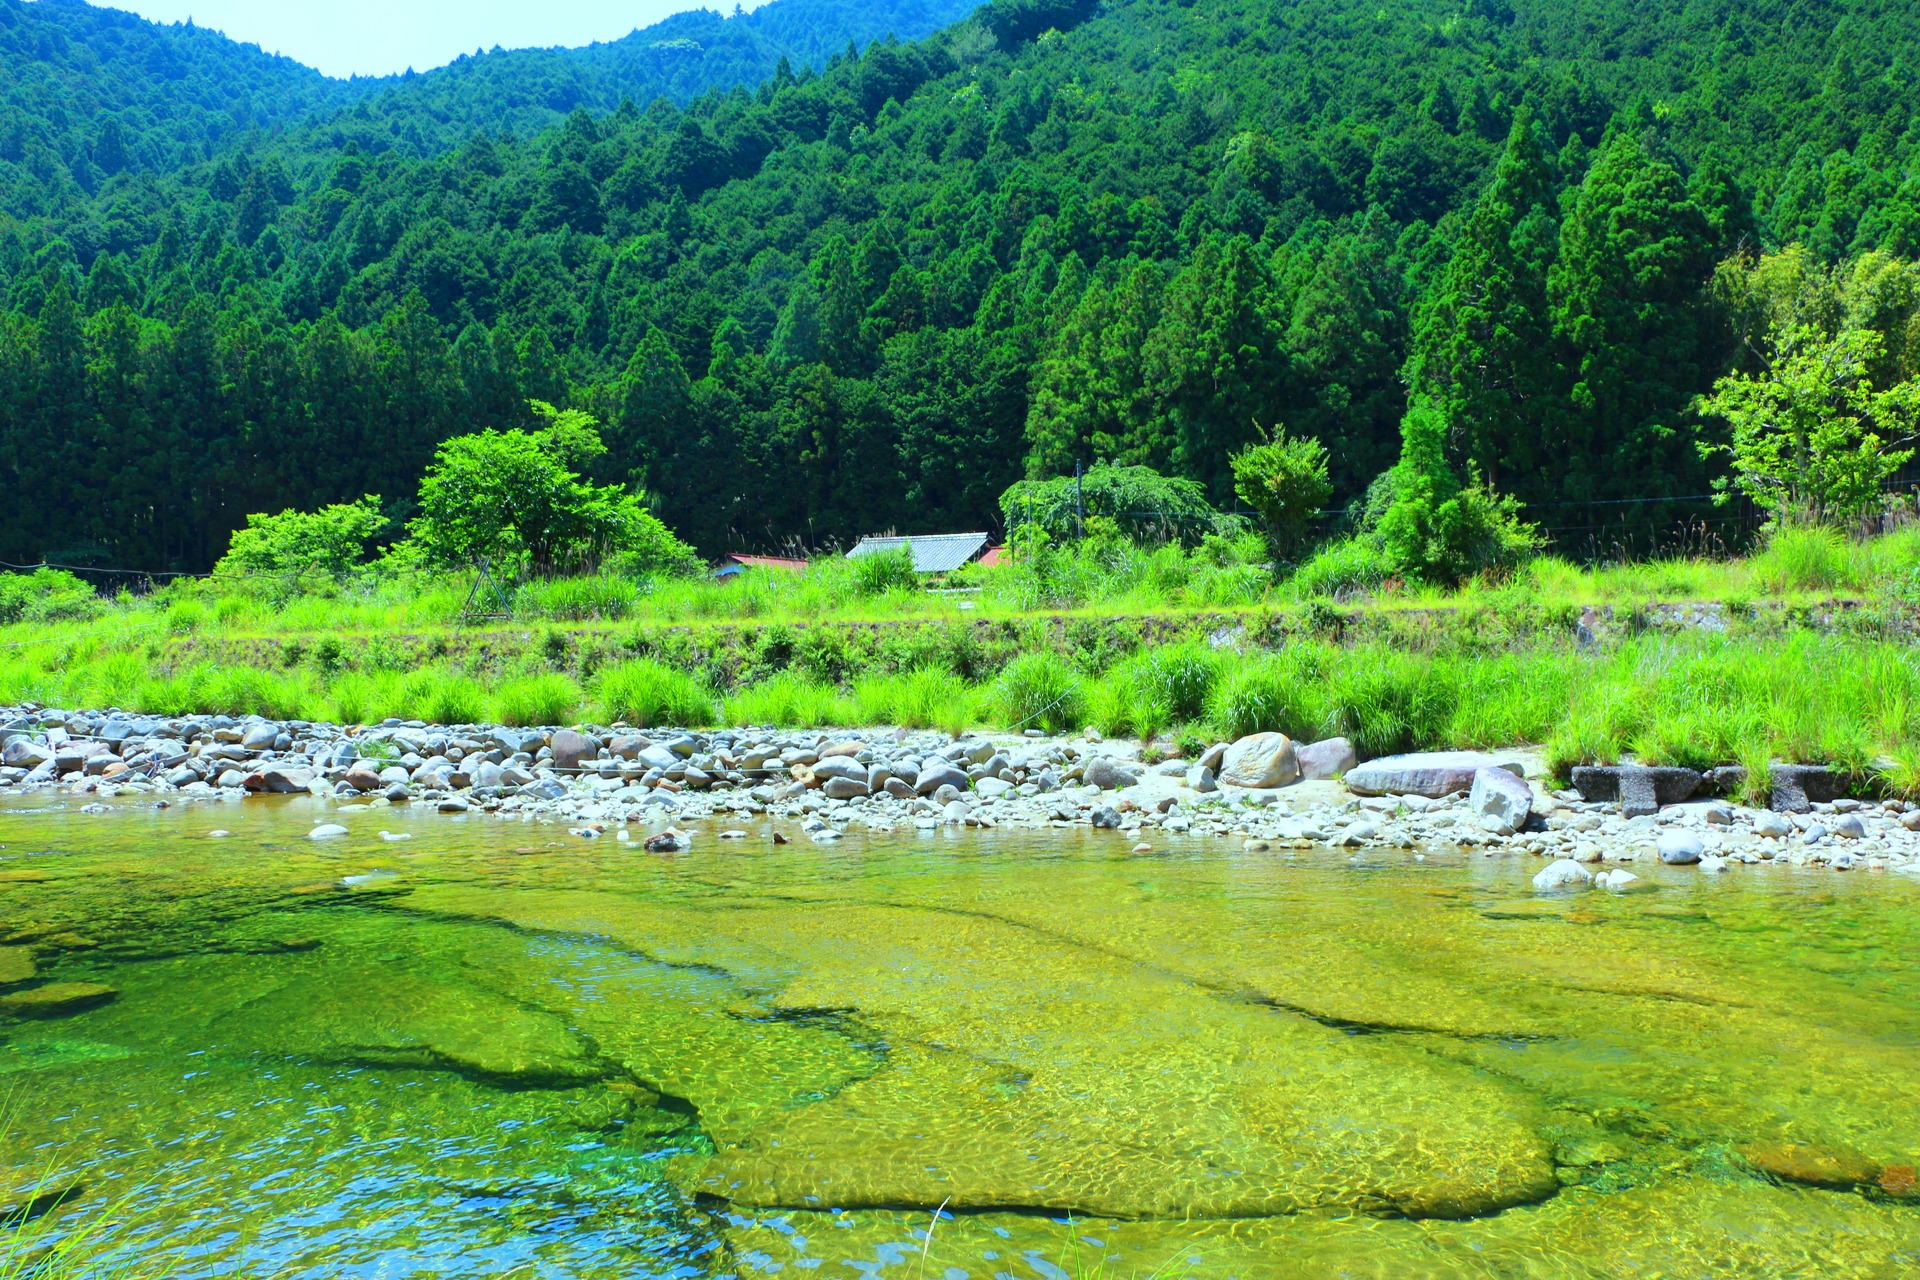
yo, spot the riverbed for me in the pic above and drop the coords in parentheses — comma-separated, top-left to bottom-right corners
(2, 793, 1917, 1278)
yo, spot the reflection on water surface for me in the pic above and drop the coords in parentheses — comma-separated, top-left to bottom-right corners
(1, 794, 1917, 1278)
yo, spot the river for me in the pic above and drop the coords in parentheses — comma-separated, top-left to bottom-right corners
(1, 794, 1916, 1278)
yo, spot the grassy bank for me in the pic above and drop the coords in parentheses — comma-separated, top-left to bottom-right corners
(5, 627, 1918, 800)
(5, 527, 1920, 797)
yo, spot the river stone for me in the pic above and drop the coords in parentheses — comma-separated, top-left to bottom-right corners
(1699, 854, 1730, 873)
(1832, 814, 1866, 839)
(212, 966, 606, 1088)
(637, 745, 679, 771)
(2, 739, 48, 768)
(1082, 757, 1138, 790)
(1595, 869, 1642, 892)
(821, 776, 869, 800)
(342, 767, 383, 792)
(1346, 751, 1508, 799)
(0, 946, 34, 985)
(0, 981, 117, 1018)
(240, 723, 278, 751)
(913, 760, 969, 796)
(1657, 832, 1704, 865)
(1469, 766, 1534, 829)
(1089, 806, 1121, 828)
(975, 777, 1015, 799)
(1740, 1142, 1882, 1190)
(1186, 764, 1218, 793)
(1752, 811, 1794, 838)
(1218, 733, 1300, 789)
(1533, 859, 1592, 892)
(256, 764, 315, 794)
(810, 757, 868, 785)
(309, 824, 350, 840)
(1296, 737, 1357, 780)
(550, 729, 594, 772)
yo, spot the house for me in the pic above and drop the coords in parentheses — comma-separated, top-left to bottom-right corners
(711, 553, 809, 581)
(846, 532, 993, 574)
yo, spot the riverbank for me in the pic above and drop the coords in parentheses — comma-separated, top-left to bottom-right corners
(7, 702, 1918, 884)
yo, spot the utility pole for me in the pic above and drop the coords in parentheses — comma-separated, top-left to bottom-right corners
(1074, 460, 1084, 542)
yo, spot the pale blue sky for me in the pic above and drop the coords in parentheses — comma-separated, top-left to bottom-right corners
(100, 0, 765, 79)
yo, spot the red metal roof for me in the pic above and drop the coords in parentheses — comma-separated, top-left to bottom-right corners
(728, 554, 808, 572)
(978, 545, 1006, 568)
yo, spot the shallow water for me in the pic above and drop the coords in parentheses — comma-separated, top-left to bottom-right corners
(1, 795, 1917, 1279)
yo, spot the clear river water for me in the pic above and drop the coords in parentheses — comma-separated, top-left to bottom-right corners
(1, 794, 1917, 1279)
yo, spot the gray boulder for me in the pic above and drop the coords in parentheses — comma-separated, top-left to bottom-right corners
(636, 744, 680, 771)
(1295, 737, 1357, 781)
(550, 729, 595, 772)
(1089, 806, 1121, 829)
(2, 739, 49, 769)
(1752, 811, 1793, 838)
(1082, 757, 1139, 790)
(241, 723, 279, 751)
(975, 777, 1015, 799)
(1217, 733, 1299, 789)
(1469, 766, 1534, 830)
(1185, 764, 1218, 793)
(1569, 765, 1703, 816)
(810, 757, 869, 785)
(821, 776, 870, 800)
(520, 778, 569, 801)
(1768, 764, 1845, 813)
(1346, 751, 1508, 799)
(914, 760, 970, 796)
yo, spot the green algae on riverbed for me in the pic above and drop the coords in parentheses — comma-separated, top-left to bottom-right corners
(0, 795, 1917, 1278)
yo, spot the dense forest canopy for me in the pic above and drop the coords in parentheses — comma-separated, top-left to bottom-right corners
(4, 0, 1920, 571)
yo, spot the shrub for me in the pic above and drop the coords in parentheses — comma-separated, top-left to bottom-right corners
(215, 495, 384, 580)
(1289, 538, 1397, 600)
(1231, 428, 1333, 558)
(494, 673, 583, 727)
(1372, 402, 1542, 586)
(1000, 463, 1231, 546)
(1750, 525, 1857, 594)
(0, 568, 101, 625)
(165, 599, 207, 634)
(993, 652, 1083, 733)
(848, 545, 920, 596)
(598, 659, 715, 727)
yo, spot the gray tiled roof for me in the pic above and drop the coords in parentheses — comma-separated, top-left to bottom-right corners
(846, 532, 991, 573)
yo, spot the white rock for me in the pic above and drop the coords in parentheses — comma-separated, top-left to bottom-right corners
(1595, 868, 1641, 891)
(1657, 832, 1704, 865)
(1832, 815, 1866, 839)
(308, 824, 349, 840)
(1752, 812, 1793, 838)
(1698, 854, 1730, 873)
(1533, 859, 1592, 892)
(1469, 766, 1534, 829)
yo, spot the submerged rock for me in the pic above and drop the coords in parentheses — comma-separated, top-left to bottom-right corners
(0, 946, 35, 984)
(0, 981, 117, 1017)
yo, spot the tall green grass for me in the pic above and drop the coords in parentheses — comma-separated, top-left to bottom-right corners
(493, 673, 583, 727)
(597, 660, 715, 727)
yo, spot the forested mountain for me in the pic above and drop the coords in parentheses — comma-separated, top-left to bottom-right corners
(3, 0, 1919, 570)
(0, 0, 978, 222)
